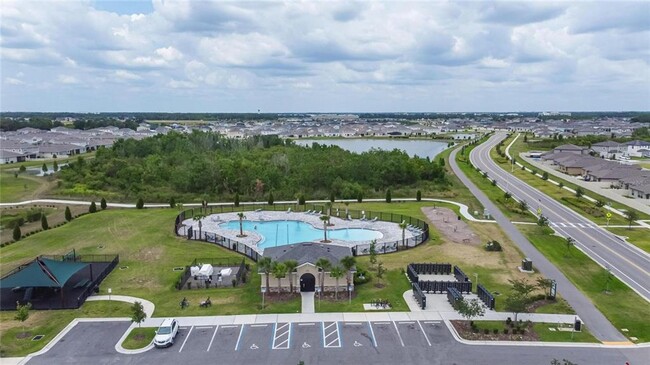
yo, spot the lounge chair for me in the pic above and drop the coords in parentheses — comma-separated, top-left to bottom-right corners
(315, 210, 322, 215)
(360, 215, 366, 221)
(255, 208, 262, 212)
(346, 214, 352, 221)
(305, 210, 312, 214)
(370, 217, 378, 222)
(287, 208, 292, 213)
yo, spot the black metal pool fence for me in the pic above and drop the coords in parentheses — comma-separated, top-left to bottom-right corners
(174, 203, 429, 261)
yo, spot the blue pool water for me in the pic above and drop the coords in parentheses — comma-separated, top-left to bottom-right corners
(219, 220, 383, 249)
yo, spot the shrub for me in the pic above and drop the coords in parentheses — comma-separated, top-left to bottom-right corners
(89, 201, 97, 213)
(298, 194, 305, 205)
(485, 240, 502, 252)
(41, 215, 49, 230)
(385, 189, 391, 203)
(136, 198, 144, 209)
(13, 226, 21, 241)
(542, 172, 549, 180)
(521, 165, 525, 170)
(491, 179, 497, 186)
(329, 192, 335, 203)
(503, 328, 509, 334)
(100, 197, 107, 210)
(483, 329, 490, 334)
(234, 193, 240, 207)
(493, 329, 499, 334)
(267, 192, 274, 205)
(416, 190, 421, 202)
(169, 197, 176, 208)
(357, 192, 363, 203)
(65, 206, 72, 221)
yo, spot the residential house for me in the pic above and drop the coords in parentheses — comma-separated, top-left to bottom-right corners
(591, 141, 625, 159)
(626, 140, 650, 157)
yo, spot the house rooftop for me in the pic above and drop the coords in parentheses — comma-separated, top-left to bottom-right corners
(261, 243, 352, 270)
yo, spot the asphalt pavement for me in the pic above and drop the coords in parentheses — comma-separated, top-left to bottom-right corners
(449, 142, 629, 342)
(25, 320, 648, 365)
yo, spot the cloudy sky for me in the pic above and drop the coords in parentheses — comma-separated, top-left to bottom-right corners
(1, 0, 649, 112)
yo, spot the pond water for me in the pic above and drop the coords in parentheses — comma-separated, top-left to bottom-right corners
(294, 139, 449, 159)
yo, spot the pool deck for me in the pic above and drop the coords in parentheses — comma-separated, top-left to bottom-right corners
(182, 210, 415, 253)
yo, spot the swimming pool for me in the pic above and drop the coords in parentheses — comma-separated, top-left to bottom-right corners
(219, 220, 383, 249)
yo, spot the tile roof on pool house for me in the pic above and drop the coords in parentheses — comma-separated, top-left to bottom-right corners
(260, 242, 354, 270)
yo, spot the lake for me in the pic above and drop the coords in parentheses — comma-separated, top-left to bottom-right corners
(294, 139, 450, 160)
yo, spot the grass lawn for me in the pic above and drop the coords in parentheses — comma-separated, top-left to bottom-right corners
(0, 300, 133, 357)
(122, 327, 155, 349)
(522, 225, 650, 343)
(504, 134, 649, 222)
(606, 227, 650, 252)
(466, 320, 597, 343)
(0, 172, 45, 203)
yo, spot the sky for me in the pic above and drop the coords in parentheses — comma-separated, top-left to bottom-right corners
(1, 0, 649, 113)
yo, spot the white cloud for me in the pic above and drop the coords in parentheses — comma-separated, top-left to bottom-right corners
(0, 0, 648, 111)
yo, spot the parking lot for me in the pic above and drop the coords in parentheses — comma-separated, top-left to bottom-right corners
(163, 320, 448, 354)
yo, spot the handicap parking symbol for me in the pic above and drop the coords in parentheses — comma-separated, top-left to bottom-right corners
(250, 344, 259, 350)
(353, 341, 362, 347)
(302, 342, 311, 348)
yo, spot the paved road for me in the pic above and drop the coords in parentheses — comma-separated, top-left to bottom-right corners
(26, 320, 647, 365)
(449, 143, 628, 342)
(472, 133, 650, 303)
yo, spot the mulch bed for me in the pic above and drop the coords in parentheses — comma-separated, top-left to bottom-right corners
(451, 320, 541, 341)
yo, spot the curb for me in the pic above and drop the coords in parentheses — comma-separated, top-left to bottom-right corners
(114, 324, 154, 355)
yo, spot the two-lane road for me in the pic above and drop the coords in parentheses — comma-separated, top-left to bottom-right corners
(471, 133, 650, 302)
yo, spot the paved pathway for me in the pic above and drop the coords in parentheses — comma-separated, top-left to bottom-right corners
(449, 143, 629, 342)
(301, 292, 315, 313)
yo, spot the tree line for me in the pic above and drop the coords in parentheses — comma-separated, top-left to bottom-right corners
(57, 131, 448, 202)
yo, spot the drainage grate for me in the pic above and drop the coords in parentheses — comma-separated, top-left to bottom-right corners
(119, 266, 129, 270)
(172, 267, 184, 271)
(32, 335, 44, 341)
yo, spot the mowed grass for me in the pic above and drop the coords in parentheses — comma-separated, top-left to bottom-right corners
(522, 225, 650, 343)
(0, 172, 43, 203)
(122, 327, 155, 350)
(0, 300, 132, 357)
(606, 227, 650, 252)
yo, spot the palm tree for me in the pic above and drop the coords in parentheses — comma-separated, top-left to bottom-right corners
(237, 212, 246, 237)
(325, 201, 332, 216)
(284, 259, 298, 293)
(398, 221, 408, 249)
(272, 262, 287, 294)
(565, 237, 575, 257)
(340, 255, 356, 293)
(319, 215, 330, 242)
(258, 257, 273, 293)
(330, 266, 345, 300)
(625, 210, 638, 229)
(315, 257, 331, 298)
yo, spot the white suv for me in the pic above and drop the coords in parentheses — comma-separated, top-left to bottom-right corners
(153, 318, 179, 348)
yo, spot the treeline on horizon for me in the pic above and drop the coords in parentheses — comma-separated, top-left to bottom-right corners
(57, 132, 448, 202)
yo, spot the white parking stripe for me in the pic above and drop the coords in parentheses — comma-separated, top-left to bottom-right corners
(250, 324, 268, 328)
(423, 321, 440, 324)
(398, 321, 415, 324)
(298, 323, 315, 326)
(568, 223, 576, 227)
(560, 223, 567, 227)
(417, 321, 432, 347)
(220, 325, 237, 328)
(392, 321, 405, 347)
(344, 322, 362, 326)
(234, 325, 244, 351)
(178, 326, 193, 353)
(206, 325, 219, 351)
(578, 223, 585, 228)
(196, 326, 212, 330)
(367, 322, 377, 347)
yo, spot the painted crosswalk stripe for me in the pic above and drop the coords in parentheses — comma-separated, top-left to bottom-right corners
(560, 223, 567, 227)
(577, 223, 585, 228)
(568, 223, 576, 227)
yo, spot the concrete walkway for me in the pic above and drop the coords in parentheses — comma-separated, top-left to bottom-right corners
(449, 143, 628, 342)
(86, 295, 156, 318)
(301, 292, 315, 313)
(0, 198, 492, 223)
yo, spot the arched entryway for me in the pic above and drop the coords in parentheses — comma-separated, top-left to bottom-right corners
(299, 273, 315, 292)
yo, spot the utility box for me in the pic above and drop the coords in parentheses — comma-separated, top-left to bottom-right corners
(522, 258, 533, 271)
(574, 319, 582, 332)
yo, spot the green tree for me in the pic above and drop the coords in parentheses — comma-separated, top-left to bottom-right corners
(504, 293, 528, 322)
(537, 215, 549, 227)
(369, 240, 377, 268)
(536, 277, 553, 298)
(340, 256, 356, 297)
(131, 301, 147, 327)
(456, 298, 485, 324)
(13, 226, 21, 241)
(234, 193, 240, 207)
(319, 215, 330, 242)
(258, 257, 273, 294)
(100, 197, 107, 210)
(325, 201, 332, 216)
(519, 200, 529, 212)
(284, 260, 298, 293)
(416, 190, 421, 202)
(41, 214, 49, 230)
(438, 158, 445, 167)
(329, 191, 335, 203)
(504, 191, 512, 201)
(595, 199, 605, 208)
(575, 187, 584, 199)
(64, 206, 72, 221)
(136, 198, 144, 209)
(268, 192, 274, 205)
(330, 266, 345, 300)
(625, 210, 638, 229)
(375, 262, 386, 286)
(298, 194, 305, 206)
(315, 258, 331, 295)
(89, 201, 97, 213)
(385, 189, 391, 203)
(237, 212, 246, 237)
(19, 165, 26, 173)
(53, 160, 59, 172)
(15, 301, 31, 335)
(565, 236, 575, 256)
(357, 191, 363, 203)
(272, 262, 287, 294)
(42, 163, 48, 174)
(542, 172, 549, 180)
(558, 182, 564, 190)
(169, 197, 176, 208)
